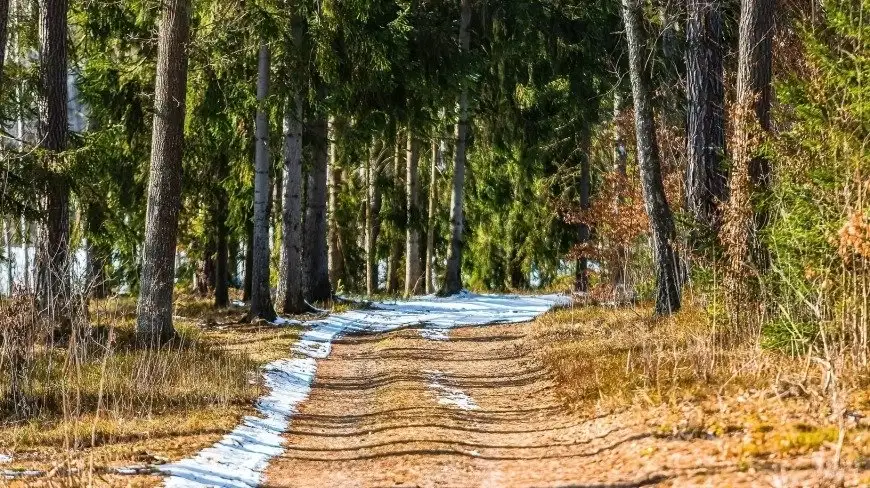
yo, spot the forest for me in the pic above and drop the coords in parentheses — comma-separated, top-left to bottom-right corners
(0, 0, 868, 485)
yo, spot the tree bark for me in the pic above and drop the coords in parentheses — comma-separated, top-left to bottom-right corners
(305, 110, 332, 303)
(386, 129, 404, 294)
(440, 0, 471, 296)
(425, 139, 441, 294)
(439, 0, 471, 295)
(0, 0, 9, 90)
(85, 204, 108, 299)
(737, 0, 774, 186)
(36, 0, 70, 319)
(365, 139, 383, 296)
(327, 117, 345, 289)
(3, 218, 12, 295)
(728, 0, 775, 271)
(277, 92, 307, 313)
(214, 152, 230, 308)
(250, 43, 277, 321)
(405, 133, 422, 296)
(574, 144, 591, 293)
(611, 91, 629, 295)
(621, 0, 681, 315)
(242, 220, 253, 301)
(22, 219, 30, 291)
(686, 0, 726, 231)
(136, 0, 190, 344)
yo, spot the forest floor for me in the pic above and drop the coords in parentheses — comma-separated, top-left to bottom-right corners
(5, 297, 870, 486)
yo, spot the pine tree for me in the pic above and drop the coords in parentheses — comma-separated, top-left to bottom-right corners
(440, 0, 471, 296)
(136, 0, 191, 343)
(621, 0, 681, 315)
(250, 42, 277, 321)
(36, 0, 70, 320)
(686, 0, 726, 231)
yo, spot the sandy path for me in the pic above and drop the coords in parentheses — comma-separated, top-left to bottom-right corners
(262, 324, 683, 487)
(263, 322, 861, 487)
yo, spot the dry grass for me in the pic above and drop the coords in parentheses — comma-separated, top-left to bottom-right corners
(528, 303, 870, 475)
(529, 304, 791, 411)
(0, 292, 301, 482)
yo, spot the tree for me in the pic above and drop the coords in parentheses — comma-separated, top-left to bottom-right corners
(304, 88, 332, 302)
(425, 139, 442, 294)
(405, 132, 422, 296)
(440, 0, 471, 296)
(36, 0, 70, 319)
(386, 129, 403, 294)
(136, 0, 191, 343)
(214, 152, 230, 308)
(365, 138, 383, 295)
(724, 0, 774, 272)
(327, 117, 345, 288)
(574, 139, 591, 293)
(250, 42, 277, 321)
(0, 0, 9, 89)
(277, 87, 307, 312)
(620, 0, 681, 315)
(686, 0, 726, 231)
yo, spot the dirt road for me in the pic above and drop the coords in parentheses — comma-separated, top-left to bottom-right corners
(262, 322, 847, 487)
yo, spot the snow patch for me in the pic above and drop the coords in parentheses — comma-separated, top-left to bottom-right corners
(160, 292, 565, 487)
(271, 317, 302, 327)
(420, 328, 449, 340)
(425, 370, 479, 410)
(0, 454, 11, 463)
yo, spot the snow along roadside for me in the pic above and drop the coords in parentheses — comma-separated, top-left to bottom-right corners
(159, 292, 568, 488)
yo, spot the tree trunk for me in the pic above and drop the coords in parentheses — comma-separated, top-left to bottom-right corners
(405, 133, 422, 296)
(425, 139, 441, 294)
(250, 43, 276, 322)
(85, 204, 108, 299)
(365, 139, 383, 296)
(36, 0, 70, 320)
(277, 93, 307, 313)
(727, 0, 775, 274)
(386, 129, 404, 294)
(242, 219, 253, 301)
(686, 0, 726, 231)
(214, 151, 229, 308)
(327, 117, 344, 289)
(136, 0, 190, 344)
(611, 91, 629, 296)
(22, 219, 30, 291)
(621, 0, 681, 315)
(3, 218, 12, 295)
(440, 0, 471, 296)
(305, 110, 332, 303)
(0, 0, 9, 90)
(574, 145, 591, 294)
(737, 0, 774, 186)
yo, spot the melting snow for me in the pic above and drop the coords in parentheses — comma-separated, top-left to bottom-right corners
(420, 328, 450, 340)
(425, 370, 479, 410)
(160, 292, 566, 487)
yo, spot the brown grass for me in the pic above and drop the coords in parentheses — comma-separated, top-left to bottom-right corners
(528, 303, 870, 475)
(0, 292, 301, 482)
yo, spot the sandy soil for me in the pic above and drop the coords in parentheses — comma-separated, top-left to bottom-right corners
(263, 322, 863, 488)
